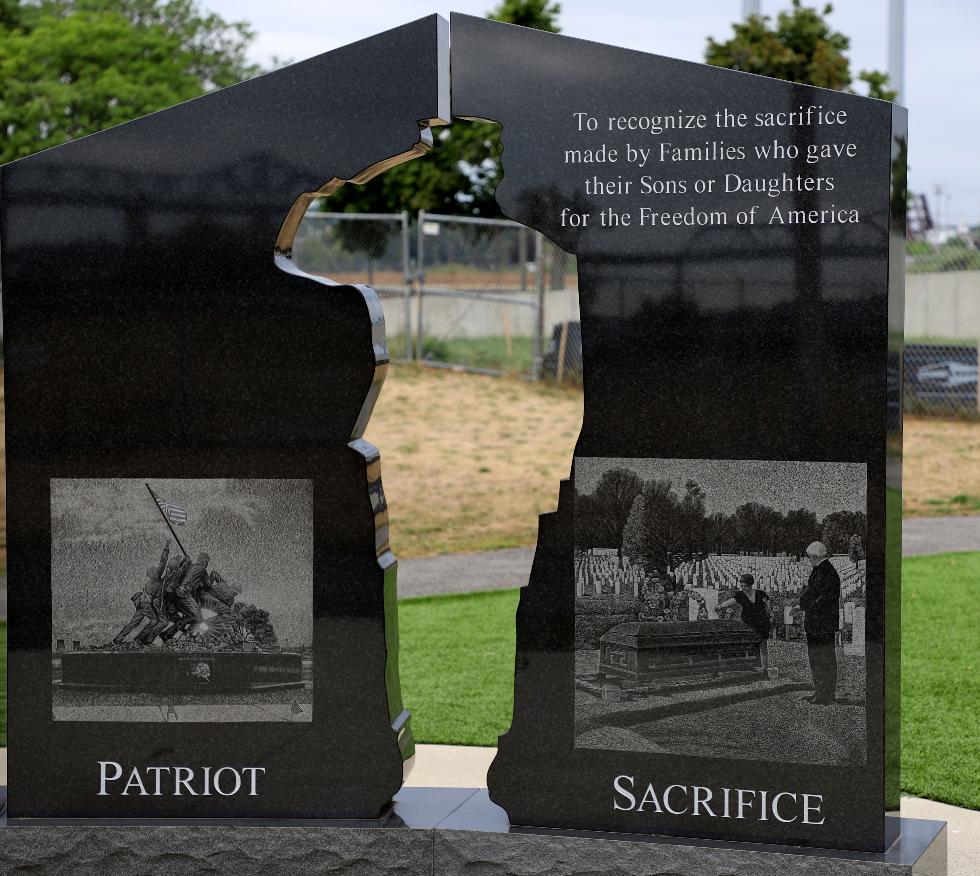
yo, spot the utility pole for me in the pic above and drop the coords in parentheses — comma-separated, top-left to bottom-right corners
(888, 0, 906, 106)
(742, 0, 761, 20)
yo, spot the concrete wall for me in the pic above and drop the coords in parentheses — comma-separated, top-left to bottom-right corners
(906, 271, 980, 340)
(384, 272, 980, 344)
(381, 287, 581, 341)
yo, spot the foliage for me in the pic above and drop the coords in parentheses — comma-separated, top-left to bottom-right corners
(487, 0, 560, 32)
(848, 534, 865, 568)
(419, 337, 451, 363)
(584, 468, 643, 567)
(622, 479, 682, 572)
(906, 238, 980, 274)
(706, 1, 895, 100)
(0, 0, 260, 164)
(581, 474, 865, 567)
(222, 602, 278, 649)
(821, 509, 867, 554)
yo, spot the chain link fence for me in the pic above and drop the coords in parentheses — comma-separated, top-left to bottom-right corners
(292, 210, 414, 360)
(415, 212, 578, 378)
(293, 206, 980, 415)
(905, 233, 980, 417)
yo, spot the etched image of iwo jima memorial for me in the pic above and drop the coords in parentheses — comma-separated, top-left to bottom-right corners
(575, 458, 869, 765)
(51, 478, 313, 722)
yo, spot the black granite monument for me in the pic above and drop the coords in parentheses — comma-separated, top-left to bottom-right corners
(1, 14, 449, 820)
(452, 14, 905, 854)
(0, 10, 948, 876)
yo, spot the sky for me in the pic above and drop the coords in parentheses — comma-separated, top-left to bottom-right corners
(204, 0, 978, 227)
(575, 458, 867, 517)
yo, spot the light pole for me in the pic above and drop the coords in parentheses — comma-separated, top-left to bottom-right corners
(888, 0, 905, 105)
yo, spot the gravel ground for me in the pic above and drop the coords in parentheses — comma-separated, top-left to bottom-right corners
(574, 641, 867, 765)
(627, 691, 866, 764)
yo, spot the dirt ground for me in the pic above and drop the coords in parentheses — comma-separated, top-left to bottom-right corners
(366, 365, 582, 557)
(0, 371, 977, 565)
(904, 415, 980, 516)
(369, 370, 980, 557)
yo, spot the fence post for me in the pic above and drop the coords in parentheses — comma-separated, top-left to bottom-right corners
(401, 210, 411, 361)
(519, 227, 528, 291)
(416, 209, 426, 361)
(532, 231, 546, 380)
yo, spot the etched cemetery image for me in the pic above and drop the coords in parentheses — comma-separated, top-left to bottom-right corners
(574, 458, 868, 765)
(51, 478, 314, 722)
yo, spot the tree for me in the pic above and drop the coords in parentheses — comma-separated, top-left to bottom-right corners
(679, 480, 707, 556)
(783, 508, 819, 559)
(848, 533, 865, 569)
(590, 468, 644, 568)
(706, 511, 735, 554)
(706, 1, 895, 99)
(488, 0, 560, 32)
(223, 603, 278, 650)
(624, 479, 684, 572)
(0, 0, 260, 163)
(821, 510, 866, 554)
(574, 492, 616, 551)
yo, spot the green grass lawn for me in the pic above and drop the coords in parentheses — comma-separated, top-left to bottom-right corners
(0, 553, 976, 810)
(902, 553, 980, 809)
(398, 589, 519, 746)
(0, 622, 6, 747)
(417, 335, 536, 375)
(399, 555, 979, 810)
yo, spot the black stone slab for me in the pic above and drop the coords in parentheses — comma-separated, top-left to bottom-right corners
(451, 14, 905, 851)
(59, 650, 304, 693)
(437, 791, 945, 876)
(0, 788, 946, 875)
(0, 15, 449, 819)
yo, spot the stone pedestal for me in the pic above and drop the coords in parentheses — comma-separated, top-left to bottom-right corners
(439, 791, 947, 876)
(0, 788, 947, 875)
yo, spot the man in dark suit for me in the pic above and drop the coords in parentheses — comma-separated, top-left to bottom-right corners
(799, 540, 841, 705)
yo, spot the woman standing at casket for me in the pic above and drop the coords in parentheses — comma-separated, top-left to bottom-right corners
(716, 573, 772, 672)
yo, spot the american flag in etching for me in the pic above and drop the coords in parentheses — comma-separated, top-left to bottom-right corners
(157, 498, 187, 526)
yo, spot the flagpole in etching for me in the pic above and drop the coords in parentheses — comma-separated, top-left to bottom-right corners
(145, 483, 189, 557)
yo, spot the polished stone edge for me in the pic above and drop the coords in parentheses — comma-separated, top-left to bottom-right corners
(0, 788, 947, 875)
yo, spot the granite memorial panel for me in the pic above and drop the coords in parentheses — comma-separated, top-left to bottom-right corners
(0, 14, 449, 819)
(0, 10, 946, 875)
(450, 14, 906, 852)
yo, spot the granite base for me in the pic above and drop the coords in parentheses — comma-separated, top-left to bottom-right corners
(0, 787, 947, 875)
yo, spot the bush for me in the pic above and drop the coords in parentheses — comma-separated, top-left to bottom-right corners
(420, 337, 451, 362)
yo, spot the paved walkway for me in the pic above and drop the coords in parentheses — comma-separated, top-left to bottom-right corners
(398, 547, 534, 598)
(0, 516, 973, 617)
(397, 516, 980, 599)
(903, 515, 980, 556)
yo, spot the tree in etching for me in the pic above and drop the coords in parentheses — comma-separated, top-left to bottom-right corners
(221, 603, 278, 650)
(590, 468, 643, 569)
(784, 508, 819, 559)
(849, 534, 865, 569)
(574, 492, 615, 554)
(822, 510, 867, 554)
(622, 479, 683, 573)
(679, 480, 706, 557)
